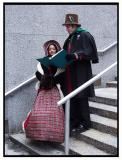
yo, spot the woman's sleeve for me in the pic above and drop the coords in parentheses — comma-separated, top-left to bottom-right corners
(35, 71, 42, 81)
(54, 71, 65, 84)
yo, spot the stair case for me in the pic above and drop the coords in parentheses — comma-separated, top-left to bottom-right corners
(9, 78, 118, 156)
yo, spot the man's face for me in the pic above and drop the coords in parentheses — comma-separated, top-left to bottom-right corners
(65, 24, 77, 34)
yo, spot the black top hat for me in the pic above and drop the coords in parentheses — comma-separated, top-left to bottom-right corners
(62, 14, 81, 26)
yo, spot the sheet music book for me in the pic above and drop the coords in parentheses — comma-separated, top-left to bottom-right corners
(36, 49, 73, 68)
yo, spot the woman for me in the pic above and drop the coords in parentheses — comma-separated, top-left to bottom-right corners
(23, 40, 64, 143)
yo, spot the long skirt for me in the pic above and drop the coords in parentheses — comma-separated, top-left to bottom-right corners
(23, 86, 64, 143)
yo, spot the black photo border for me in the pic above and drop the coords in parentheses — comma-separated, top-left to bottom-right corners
(3, 2, 119, 157)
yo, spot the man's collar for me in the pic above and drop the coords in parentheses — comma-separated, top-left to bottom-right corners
(69, 27, 87, 37)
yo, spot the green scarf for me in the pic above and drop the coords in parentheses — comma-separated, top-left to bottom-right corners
(76, 27, 87, 33)
(69, 27, 88, 43)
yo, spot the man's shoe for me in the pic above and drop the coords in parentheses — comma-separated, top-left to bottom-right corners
(70, 128, 77, 136)
(75, 124, 90, 133)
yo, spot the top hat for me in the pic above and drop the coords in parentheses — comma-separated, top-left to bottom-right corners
(62, 14, 81, 26)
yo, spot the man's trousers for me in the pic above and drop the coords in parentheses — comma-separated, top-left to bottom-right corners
(63, 97, 91, 130)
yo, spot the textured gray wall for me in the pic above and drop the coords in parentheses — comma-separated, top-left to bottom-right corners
(6, 80, 37, 133)
(5, 4, 117, 133)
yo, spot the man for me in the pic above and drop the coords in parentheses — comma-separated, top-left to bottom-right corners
(55, 13, 99, 134)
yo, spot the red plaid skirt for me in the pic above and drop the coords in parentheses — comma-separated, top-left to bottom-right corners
(24, 87, 64, 143)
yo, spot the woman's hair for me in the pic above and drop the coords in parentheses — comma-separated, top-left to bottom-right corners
(43, 40, 61, 56)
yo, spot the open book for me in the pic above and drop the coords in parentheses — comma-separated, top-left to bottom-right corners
(36, 49, 73, 68)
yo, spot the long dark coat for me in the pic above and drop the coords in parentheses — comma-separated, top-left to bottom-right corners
(55, 28, 99, 98)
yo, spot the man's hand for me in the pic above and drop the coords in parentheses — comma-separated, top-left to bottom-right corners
(66, 53, 77, 61)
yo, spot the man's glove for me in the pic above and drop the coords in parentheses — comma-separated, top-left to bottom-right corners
(66, 53, 77, 61)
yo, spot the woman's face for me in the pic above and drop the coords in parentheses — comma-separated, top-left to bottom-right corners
(48, 45, 57, 56)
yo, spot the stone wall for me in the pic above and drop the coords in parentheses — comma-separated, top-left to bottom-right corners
(5, 4, 117, 133)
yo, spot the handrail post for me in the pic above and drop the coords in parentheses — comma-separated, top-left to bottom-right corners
(65, 99, 70, 155)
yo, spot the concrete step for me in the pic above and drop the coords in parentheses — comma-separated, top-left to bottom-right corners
(9, 133, 110, 155)
(69, 137, 111, 155)
(90, 114, 117, 136)
(71, 129, 117, 155)
(89, 101, 117, 120)
(90, 88, 117, 106)
(5, 134, 31, 155)
(9, 134, 65, 155)
(106, 81, 117, 88)
(61, 137, 110, 155)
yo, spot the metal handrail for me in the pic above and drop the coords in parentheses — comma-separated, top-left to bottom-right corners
(5, 76, 36, 97)
(58, 62, 117, 106)
(57, 62, 117, 155)
(98, 41, 117, 53)
(5, 41, 117, 97)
